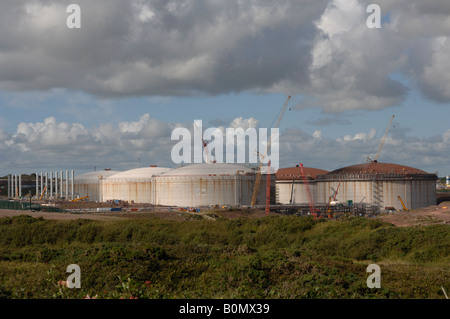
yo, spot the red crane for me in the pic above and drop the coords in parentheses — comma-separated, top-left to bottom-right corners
(299, 163, 317, 219)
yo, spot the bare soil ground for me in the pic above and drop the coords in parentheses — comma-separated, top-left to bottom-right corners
(0, 206, 272, 222)
(1, 201, 449, 227)
(0, 209, 124, 221)
(379, 201, 450, 227)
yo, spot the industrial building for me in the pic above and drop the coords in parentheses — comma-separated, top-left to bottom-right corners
(102, 166, 172, 204)
(315, 162, 437, 211)
(275, 165, 329, 205)
(74, 170, 121, 202)
(153, 163, 272, 207)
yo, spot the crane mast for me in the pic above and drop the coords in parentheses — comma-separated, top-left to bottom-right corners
(368, 115, 395, 163)
(251, 96, 291, 206)
(299, 163, 316, 218)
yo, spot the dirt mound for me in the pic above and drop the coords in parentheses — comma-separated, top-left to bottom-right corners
(379, 204, 450, 227)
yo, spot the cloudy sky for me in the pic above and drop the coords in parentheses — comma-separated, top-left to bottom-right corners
(1, 0, 450, 176)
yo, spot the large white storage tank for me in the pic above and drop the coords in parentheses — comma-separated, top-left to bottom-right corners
(275, 165, 329, 204)
(102, 166, 173, 204)
(74, 170, 121, 202)
(315, 162, 437, 211)
(154, 163, 272, 207)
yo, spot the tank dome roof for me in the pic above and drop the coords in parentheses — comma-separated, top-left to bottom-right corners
(276, 166, 328, 180)
(106, 167, 172, 180)
(74, 170, 122, 182)
(160, 163, 254, 176)
(326, 162, 431, 175)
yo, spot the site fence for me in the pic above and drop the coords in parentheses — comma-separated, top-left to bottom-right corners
(0, 200, 64, 213)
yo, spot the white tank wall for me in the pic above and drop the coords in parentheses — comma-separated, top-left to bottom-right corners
(102, 167, 172, 204)
(154, 175, 271, 207)
(74, 171, 121, 202)
(102, 180, 156, 204)
(410, 179, 436, 209)
(74, 181, 103, 202)
(316, 179, 436, 210)
(276, 181, 318, 205)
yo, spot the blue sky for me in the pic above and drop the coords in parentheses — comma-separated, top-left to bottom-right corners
(1, 0, 450, 177)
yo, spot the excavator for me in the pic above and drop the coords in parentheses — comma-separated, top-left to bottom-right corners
(70, 196, 89, 202)
(397, 195, 408, 211)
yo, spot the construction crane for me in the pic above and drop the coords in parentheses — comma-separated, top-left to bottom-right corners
(397, 195, 408, 211)
(193, 122, 216, 163)
(299, 163, 317, 218)
(251, 96, 291, 206)
(368, 115, 395, 163)
(39, 186, 47, 200)
(70, 196, 89, 202)
(325, 180, 341, 213)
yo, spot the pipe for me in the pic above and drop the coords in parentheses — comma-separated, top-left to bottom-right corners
(45, 172, 48, 198)
(66, 170, 69, 200)
(50, 172, 53, 198)
(60, 171, 63, 198)
(19, 174, 22, 197)
(36, 173, 39, 198)
(40, 173, 43, 198)
(55, 171, 58, 198)
(71, 170, 74, 200)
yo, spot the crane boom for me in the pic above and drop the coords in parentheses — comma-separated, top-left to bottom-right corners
(39, 186, 47, 200)
(397, 195, 408, 211)
(299, 163, 316, 218)
(374, 115, 394, 162)
(251, 96, 291, 206)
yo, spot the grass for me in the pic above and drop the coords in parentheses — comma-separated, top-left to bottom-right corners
(0, 214, 448, 299)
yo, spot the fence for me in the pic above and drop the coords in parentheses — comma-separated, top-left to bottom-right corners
(0, 200, 64, 213)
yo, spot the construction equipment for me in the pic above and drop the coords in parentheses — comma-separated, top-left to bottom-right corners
(397, 195, 408, 211)
(39, 186, 47, 200)
(367, 114, 395, 163)
(251, 96, 291, 206)
(325, 180, 341, 213)
(70, 196, 89, 202)
(299, 163, 316, 218)
(193, 122, 216, 163)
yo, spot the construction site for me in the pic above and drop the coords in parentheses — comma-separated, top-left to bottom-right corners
(0, 98, 441, 220)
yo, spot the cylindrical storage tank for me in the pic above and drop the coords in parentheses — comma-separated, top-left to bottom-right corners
(102, 166, 173, 204)
(446, 175, 450, 187)
(275, 166, 328, 204)
(154, 163, 272, 207)
(74, 170, 121, 202)
(315, 162, 437, 211)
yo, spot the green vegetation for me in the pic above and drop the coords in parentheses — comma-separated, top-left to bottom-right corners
(0, 214, 448, 299)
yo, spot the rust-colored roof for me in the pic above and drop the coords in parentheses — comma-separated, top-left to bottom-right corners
(326, 162, 431, 175)
(276, 166, 329, 180)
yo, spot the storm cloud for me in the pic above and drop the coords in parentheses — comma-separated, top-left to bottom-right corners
(1, 0, 448, 112)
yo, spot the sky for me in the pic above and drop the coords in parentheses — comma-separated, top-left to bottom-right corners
(1, 0, 450, 177)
